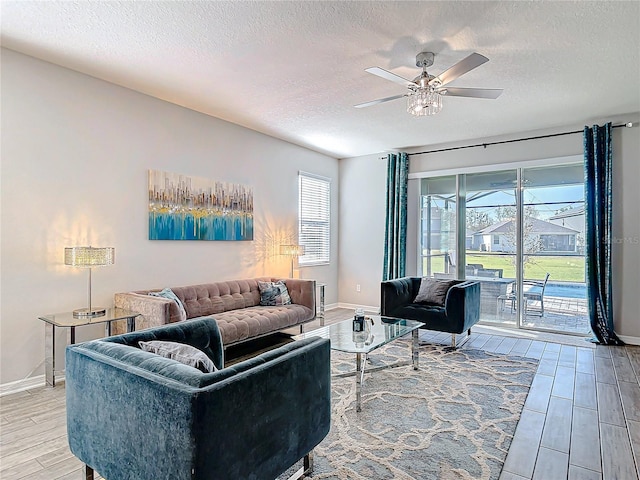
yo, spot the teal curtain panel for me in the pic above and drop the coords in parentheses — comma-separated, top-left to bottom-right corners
(383, 152, 409, 281)
(583, 123, 623, 345)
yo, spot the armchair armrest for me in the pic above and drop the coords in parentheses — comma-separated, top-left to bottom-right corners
(381, 277, 420, 315)
(445, 281, 481, 334)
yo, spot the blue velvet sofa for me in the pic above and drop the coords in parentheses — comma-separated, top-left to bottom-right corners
(65, 318, 331, 480)
(381, 277, 481, 348)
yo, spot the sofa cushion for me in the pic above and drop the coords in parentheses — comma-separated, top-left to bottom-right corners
(258, 280, 292, 306)
(201, 304, 313, 345)
(139, 340, 217, 373)
(414, 278, 461, 306)
(391, 303, 449, 331)
(148, 288, 187, 322)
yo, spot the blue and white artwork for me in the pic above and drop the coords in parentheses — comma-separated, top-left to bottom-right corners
(148, 169, 253, 241)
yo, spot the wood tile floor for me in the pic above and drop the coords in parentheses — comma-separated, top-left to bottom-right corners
(1, 308, 638, 479)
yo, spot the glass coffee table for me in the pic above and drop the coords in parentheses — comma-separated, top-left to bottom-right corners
(296, 315, 423, 411)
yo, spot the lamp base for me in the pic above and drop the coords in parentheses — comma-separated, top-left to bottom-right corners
(73, 307, 106, 318)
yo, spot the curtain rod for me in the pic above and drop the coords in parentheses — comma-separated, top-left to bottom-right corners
(406, 122, 633, 157)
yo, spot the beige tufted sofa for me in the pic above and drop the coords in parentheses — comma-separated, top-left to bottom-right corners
(113, 277, 316, 347)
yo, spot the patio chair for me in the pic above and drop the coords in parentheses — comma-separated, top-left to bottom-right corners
(497, 273, 550, 317)
(523, 273, 550, 317)
(497, 282, 516, 314)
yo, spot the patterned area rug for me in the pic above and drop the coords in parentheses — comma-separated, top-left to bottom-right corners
(280, 340, 538, 480)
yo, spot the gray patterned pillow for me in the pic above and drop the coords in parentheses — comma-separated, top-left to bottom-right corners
(258, 280, 292, 306)
(413, 278, 460, 306)
(139, 341, 217, 373)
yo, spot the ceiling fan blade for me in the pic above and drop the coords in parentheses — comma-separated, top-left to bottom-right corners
(438, 87, 503, 99)
(365, 67, 416, 87)
(354, 94, 407, 108)
(430, 53, 489, 87)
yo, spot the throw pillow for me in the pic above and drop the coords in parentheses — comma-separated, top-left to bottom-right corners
(139, 340, 217, 373)
(149, 288, 187, 322)
(258, 280, 292, 306)
(413, 278, 459, 306)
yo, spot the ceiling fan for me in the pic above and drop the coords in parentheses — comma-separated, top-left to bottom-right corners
(355, 52, 503, 116)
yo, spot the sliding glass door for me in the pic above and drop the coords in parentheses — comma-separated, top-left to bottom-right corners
(465, 170, 518, 326)
(419, 176, 457, 279)
(519, 164, 588, 334)
(419, 162, 589, 335)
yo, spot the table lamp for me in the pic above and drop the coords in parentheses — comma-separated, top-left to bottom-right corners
(65, 246, 115, 317)
(280, 244, 305, 278)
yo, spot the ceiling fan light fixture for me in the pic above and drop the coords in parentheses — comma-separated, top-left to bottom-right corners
(359, 51, 500, 114)
(407, 87, 442, 116)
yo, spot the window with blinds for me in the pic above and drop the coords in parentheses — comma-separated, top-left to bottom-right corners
(298, 172, 330, 265)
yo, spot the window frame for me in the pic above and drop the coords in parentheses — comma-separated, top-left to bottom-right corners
(298, 172, 331, 266)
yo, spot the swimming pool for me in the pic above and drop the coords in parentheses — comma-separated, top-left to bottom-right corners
(535, 282, 586, 299)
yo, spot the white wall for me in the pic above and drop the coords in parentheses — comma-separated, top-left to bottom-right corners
(337, 156, 420, 309)
(337, 154, 387, 309)
(0, 49, 339, 385)
(340, 117, 640, 339)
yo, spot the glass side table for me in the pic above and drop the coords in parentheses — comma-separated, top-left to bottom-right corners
(38, 307, 139, 387)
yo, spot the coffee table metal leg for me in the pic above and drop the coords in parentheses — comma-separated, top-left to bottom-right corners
(412, 329, 419, 370)
(356, 352, 362, 412)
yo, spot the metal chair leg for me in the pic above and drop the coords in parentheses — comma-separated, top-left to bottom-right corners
(304, 451, 314, 473)
(84, 465, 94, 480)
(286, 450, 314, 480)
(445, 330, 472, 351)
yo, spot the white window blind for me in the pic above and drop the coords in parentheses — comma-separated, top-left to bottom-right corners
(299, 172, 330, 265)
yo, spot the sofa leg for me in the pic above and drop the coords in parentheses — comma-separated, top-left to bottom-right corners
(451, 334, 457, 349)
(84, 465, 94, 480)
(286, 450, 314, 480)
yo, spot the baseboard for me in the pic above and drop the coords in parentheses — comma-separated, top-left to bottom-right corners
(0, 374, 57, 397)
(617, 335, 640, 346)
(335, 302, 380, 313)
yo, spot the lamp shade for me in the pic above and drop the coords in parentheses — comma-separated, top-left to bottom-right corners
(64, 246, 115, 268)
(280, 244, 305, 257)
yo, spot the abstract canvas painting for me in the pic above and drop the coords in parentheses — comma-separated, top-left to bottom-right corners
(148, 169, 253, 241)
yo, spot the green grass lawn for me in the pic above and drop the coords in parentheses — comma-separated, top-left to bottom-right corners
(466, 253, 585, 282)
(424, 251, 586, 283)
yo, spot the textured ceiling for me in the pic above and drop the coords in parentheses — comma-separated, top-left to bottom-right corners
(1, 1, 639, 158)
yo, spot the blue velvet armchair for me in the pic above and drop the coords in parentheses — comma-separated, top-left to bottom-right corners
(65, 318, 331, 480)
(381, 277, 481, 348)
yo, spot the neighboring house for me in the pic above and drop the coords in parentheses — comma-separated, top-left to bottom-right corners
(474, 217, 579, 253)
(466, 229, 477, 250)
(548, 206, 585, 248)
